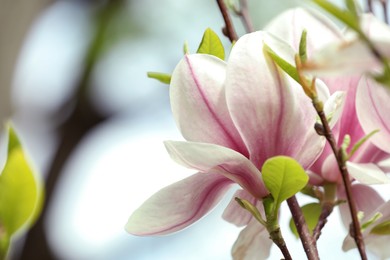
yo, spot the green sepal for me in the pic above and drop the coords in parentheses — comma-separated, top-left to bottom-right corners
(147, 72, 171, 85)
(235, 197, 266, 226)
(370, 220, 390, 235)
(361, 212, 382, 232)
(299, 29, 308, 63)
(263, 44, 300, 83)
(196, 28, 225, 60)
(289, 203, 322, 238)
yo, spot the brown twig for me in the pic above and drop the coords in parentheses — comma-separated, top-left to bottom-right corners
(216, 0, 238, 42)
(287, 196, 320, 260)
(367, 0, 373, 12)
(380, 0, 389, 24)
(270, 227, 293, 260)
(312, 183, 337, 240)
(237, 0, 254, 33)
(313, 201, 334, 240)
(316, 110, 367, 260)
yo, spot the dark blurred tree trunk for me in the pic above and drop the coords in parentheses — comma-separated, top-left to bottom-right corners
(19, 1, 124, 259)
(0, 0, 52, 124)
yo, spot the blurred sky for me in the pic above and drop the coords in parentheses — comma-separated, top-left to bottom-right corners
(3, 0, 390, 259)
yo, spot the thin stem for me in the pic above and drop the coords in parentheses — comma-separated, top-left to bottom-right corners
(313, 183, 337, 240)
(238, 0, 254, 33)
(367, 0, 373, 13)
(287, 196, 320, 260)
(268, 224, 293, 260)
(380, 0, 389, 24)
(216, 0, 238, 42)
(316, 109, 367, 260)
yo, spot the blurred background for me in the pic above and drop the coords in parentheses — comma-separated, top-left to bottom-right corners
(1, 0, 388, 259)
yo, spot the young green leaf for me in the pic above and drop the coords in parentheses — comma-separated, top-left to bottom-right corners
(289, 203, 322, 238)
(262, 156, 309, 210)
(147, 72, 171, 84)
(196, 28, 225, 60)
(370, 220, 390, 235)
(0, 124, 43, 258)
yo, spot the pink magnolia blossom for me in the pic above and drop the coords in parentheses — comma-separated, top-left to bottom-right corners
(301, 14, 390, 76)
(341, 187, 390, 259)
(265, 7, 390, 256)
(265, 8, 390, 186)
(126, 31, 325, 258)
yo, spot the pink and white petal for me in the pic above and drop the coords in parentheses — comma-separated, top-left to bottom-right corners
(303, 39, 381, 76)
(324, 91, 346, 129)
(265, 7, 342, 53)
(343, 199, 390, 257)
(321, 154, 342, 183)
(222, 189, 257, 227)
(347, 162, 390, 184)
(225, 31, 323, 169)
(125, 173, 232, 236)
(315, 79, 331, 104)
(361, 14, 390, 44)
(231, 218, 273, 260)
(357, 77, 390, 153)
(338, 184, 385, 229)
(170, 54, 248, 155)
(164, 141, 268, 198)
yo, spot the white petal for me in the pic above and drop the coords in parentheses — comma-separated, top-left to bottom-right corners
(164, 141, 268, 198)
(347, 162, 390, 184)
(231, 219, 273, 260)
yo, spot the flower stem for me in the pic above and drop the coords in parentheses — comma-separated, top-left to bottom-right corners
(287, 196, 320, 260)
(313, 183, 337, 240)
(216, 0, 238, 42)
(267, 222, 293, 260)
(316, 108, 367, 260)
(237, 0, 254, 33)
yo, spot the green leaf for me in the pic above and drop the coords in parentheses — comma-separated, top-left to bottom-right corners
(370, 220, 390, 235)
(147, 72, 171, 84)
(0, 124, 43, 258)
(196, 28, 225, 60)
(263, 44, 300, 83)
(289, 203, 322, 238)
(262, 156, 309, 210)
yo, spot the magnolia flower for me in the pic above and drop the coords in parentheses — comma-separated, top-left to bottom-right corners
(265, 7, 390, 256)
(342, 189, 390, 259)
(302, 13, 390, 76)
(266, 7, 390, 185)
(126, 31, 325, 259)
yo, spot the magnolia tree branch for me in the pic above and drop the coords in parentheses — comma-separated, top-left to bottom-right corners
(237, 0, 255, 33)
(313, 201, 334, 240)
(268, 225, 293, 260)
(316, 109, 368, 260)
(287, 196, 320, 260)
(312, 183, 337, 240)
(216, 0, 238, 42)
(380, 0, 389, 24)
